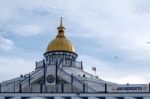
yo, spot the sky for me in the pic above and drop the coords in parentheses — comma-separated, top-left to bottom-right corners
(0, 0, 150, 84)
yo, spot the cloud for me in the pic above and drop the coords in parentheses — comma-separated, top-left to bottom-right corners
(0, 0, 150, 84)
(0, 0, 56, 37)
(10, 24, 44, 37)
(0, 56, 35, 82)
(78, 54, 150, 84)
(115, 76, 148, 84)
(0, 1, 16, 23)
(0, 35, 14, 51)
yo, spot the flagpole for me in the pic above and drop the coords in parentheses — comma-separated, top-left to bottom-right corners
(92, 67, 96, 76)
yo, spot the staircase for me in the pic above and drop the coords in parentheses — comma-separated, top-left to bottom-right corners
(57, 60, 96, 92)
(20, 67, 44, 90)
(31, 61, 95, 92)
(10, 60, 96, 93)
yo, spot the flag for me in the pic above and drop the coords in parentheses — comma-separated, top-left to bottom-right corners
(92, 67, 96, 71)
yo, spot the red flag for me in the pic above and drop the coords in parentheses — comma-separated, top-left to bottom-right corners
(92, 67, 96, 71)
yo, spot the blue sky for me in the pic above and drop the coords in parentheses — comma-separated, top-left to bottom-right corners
(1, 0, 150, 84)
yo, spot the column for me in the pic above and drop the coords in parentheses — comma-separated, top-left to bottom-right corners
(63, 97, 71, 99)
(134, 97, 143, 99)
(80, 97, 88, 99)
(5, 97, 13, 99)
(115, 97, 124, 99)
(44, 97, 54, 99)
(21, 97, 30, 99)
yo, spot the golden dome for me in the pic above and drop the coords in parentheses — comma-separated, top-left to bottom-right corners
(46, 18, 75, 53)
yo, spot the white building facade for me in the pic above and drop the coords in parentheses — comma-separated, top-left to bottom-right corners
(0, 19, 150, 99)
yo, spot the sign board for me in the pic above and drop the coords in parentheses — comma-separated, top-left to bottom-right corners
(107, 84, 149, 93)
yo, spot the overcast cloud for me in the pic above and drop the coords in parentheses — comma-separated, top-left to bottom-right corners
(0, 0, 150, 84)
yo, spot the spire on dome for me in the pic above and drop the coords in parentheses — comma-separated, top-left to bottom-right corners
(60, 17, 63, 27)
(57, 17, 65, 37)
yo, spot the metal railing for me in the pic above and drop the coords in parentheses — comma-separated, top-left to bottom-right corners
(2, 59, 150, 93)
(46, 59, 83, 70)
(1, 84, 88, 93)
(0, 60, 95, 93)
(57, 60, 96, 92)
(62, 60, 83, 69)
(1, 83, 150, 93)
(20, 65, 45, 88)
(36, 60, 44, 69)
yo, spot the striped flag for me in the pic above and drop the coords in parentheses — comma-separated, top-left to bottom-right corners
(92, 67, 96, 71)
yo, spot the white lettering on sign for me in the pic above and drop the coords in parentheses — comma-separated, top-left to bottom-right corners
(107, 84, 149, 92)
(116, 87, 142, 90)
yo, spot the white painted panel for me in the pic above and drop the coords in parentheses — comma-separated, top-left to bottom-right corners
(144, 97, 150, 99)
(125, 97, 135, 99)
(46, 65, 56, 85)
(106, 97, 116, 99)
(55, 97, 64, 99)
(29, 97, 43, 99)
(88, 97, 97, 99)
(36, 61, 44, 69)
(72, 96, 81, 99)
(0, 96, 4, 99)
(11, 97, 21, 99)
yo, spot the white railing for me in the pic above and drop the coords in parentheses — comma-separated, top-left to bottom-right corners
(62, 60, 82, 69)
(30, 68, 44, 83)
(57, 62, 95, 92)
(1, 82, 150, 93)
(36, 60, 44, 69)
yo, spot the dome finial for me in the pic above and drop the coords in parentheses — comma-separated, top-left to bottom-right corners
(57, 17, 65, 29)
(57, 17, 65, 37)
(58, 17, 65, 28)
(60, 17, 63, 26)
